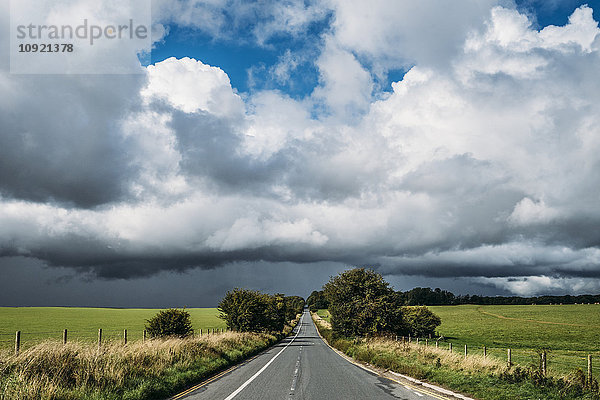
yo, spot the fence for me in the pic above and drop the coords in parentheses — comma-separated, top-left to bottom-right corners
(390, 334, 598, 386)
(0, 327, 230, 355)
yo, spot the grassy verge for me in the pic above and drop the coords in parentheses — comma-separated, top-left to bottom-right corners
(311, 313, 600, 400)
(0, 315, 301, 400)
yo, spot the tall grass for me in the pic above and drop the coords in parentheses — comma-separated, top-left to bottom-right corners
(312, 313, 600, 400)
(0, 331, 278, 400)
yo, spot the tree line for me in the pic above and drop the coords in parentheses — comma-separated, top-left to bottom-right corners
(309, 285, 600, 308)
(398, 287, 600, 306)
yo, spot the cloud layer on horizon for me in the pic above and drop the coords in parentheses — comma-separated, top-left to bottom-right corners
(1, 1, 600, 296)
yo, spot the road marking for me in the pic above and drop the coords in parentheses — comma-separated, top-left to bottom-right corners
(170, 355, 260, 400)
(223, 313, 305, 400)
(288, 345, 302, 399)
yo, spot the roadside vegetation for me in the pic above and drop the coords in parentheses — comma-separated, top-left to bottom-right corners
(313, 268, 600, 400)
(0, 330, 278, 400)
(321, 268, 441, 337)
(217, 289, 304, 333)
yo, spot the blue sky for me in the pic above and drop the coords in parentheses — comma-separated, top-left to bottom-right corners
(151, 0, 600, 97)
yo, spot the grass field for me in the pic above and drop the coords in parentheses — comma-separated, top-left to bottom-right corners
(429, 304, 600, 377)
(316, 309, 331, 322)
(318, 304, 600, 377)
(0, 307, 226, 349)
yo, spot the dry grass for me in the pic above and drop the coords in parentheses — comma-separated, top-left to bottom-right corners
(0, 331, 277, 400)
(359, 337, 508, 376)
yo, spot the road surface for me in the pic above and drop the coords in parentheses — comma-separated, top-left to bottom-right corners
(171, 309, 450, 400)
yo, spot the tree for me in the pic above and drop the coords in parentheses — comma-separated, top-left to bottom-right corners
(323, 268, 404, 337)
(284, 296, 306, 320)
(402, 306, 441, 337)
(306, 290, 329, 312)
(218, 288, 286, 332)
(145, 308, 194, 338)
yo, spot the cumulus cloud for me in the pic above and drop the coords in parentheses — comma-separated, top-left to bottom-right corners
(1, 1, 600, 297)
(142, 57, 244, 117)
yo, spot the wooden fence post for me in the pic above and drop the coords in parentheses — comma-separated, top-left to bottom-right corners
(464, 344, 468, 358)
(63, 329, 67, 345)
(15, 331, 20, 355)
(449, 342, 452, 352)
(588, 355, 592, 386)
(416, 338, 419, 345)
(542, 351, 547, 376)
(435, 341, 438, 349)
(98, 329, 102, 350)
(124, 329, 128, 345)
(425, 339, 428, 346)
(483, 346, 487, 358)
(200, 328, 202, 336)
(143, 330, 147, 342)
(508, 349, 512, 367)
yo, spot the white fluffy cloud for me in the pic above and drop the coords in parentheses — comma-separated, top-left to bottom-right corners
(2, 1, 600, 295)
(142, 57, 244, 117)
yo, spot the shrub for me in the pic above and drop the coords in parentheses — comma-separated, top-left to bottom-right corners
(402, 306, 441, 337)
(145, 308, 194, 338)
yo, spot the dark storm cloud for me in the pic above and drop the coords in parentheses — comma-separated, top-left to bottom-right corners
(170, 110, 287, 192)
(0, 74, 145, 208)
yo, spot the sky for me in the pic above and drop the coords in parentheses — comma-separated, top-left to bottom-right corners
(1, 0, 600, 307)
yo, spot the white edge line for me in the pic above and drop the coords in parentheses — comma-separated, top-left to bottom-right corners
(388, 371, 475, 400)
(223, 313, 304, 400)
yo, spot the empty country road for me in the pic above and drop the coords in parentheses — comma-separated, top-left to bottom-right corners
(170, 309, 453, 400)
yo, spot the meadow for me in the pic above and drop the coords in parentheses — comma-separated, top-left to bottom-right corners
(0, 307, 227, 349)
(429, 304, 600, 376)
(317, 304, 599, 376)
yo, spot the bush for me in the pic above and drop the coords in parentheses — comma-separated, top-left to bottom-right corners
(402, 306, 441, 337)
(145, 308, 194, 338)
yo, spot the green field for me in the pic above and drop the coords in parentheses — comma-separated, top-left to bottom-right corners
(429, 304, 600, 376)
(317, 304, 600, 377)
(0, 307, 226, 349)
(316, 309, 331, 321)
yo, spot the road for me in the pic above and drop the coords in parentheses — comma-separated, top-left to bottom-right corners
(171, 309, 452, 400)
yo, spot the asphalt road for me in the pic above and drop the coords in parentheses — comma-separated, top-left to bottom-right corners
(171, 309, 449, 400)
